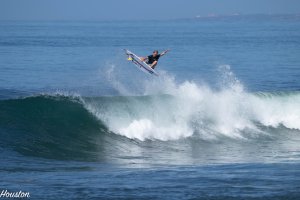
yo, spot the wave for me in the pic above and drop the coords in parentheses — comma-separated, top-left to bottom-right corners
(1, 66, 300, 161)
(1, 90, 299, 140)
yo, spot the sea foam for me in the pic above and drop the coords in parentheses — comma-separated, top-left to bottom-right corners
(84, 64, 300, 141)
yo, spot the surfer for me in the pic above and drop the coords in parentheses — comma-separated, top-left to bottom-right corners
(141, 50, 169, 69)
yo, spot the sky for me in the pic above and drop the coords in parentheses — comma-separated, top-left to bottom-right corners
(0, 0, 299, 20)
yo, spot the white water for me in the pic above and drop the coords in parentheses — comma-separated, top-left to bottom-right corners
(84, 64, 300, 141)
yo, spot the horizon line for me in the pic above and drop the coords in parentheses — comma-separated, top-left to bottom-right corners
(0, 13, 300, 22)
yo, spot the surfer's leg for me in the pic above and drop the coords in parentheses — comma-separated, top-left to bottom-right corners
(140, 57, 147, 62)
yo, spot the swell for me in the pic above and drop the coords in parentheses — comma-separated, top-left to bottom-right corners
(0, 95, 110, 161)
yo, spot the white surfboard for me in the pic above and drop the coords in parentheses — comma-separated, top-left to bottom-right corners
(124, 49, 159, 76)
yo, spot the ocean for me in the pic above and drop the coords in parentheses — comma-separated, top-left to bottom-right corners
(1, 15, 300, 199)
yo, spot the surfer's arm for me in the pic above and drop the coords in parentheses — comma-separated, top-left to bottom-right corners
(160, 49, 170, 57)
(150, 61, 158, 69)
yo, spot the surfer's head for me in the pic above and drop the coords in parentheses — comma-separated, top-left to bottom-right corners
(153, 50, 158, 56)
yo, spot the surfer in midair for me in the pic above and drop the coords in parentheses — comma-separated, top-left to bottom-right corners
(140, 50, 169, 69)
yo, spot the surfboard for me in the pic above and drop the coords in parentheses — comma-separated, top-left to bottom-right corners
(124, 49, 159, 76)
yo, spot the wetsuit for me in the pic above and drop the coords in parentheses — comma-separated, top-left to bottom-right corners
(147, 54, 161, 65)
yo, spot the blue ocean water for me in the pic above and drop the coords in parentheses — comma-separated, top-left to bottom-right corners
(1, 15, 300, 199)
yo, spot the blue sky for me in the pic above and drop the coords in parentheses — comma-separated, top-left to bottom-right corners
(0, 0, 299, 20)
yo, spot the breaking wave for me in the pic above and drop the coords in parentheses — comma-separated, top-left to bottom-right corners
(1, 65, 300, 161)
